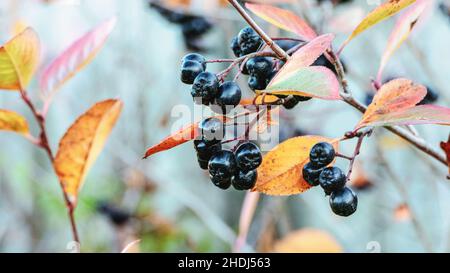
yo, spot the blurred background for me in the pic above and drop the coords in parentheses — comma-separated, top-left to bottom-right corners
(0, 0, 449, 253)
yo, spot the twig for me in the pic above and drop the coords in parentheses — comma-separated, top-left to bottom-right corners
(19, 88, 80, 244)
(227, 0, 289, 61)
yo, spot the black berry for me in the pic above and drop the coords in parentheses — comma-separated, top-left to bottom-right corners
(232, 169, 257, 190)
(216, 81, 242, 113)
(329, 187, 358, 217)
(97, 202, 130, 226)
(182, 53, 206, 70)
(309, 142, 336, 168)
(282, 96, 300, 109)
(418, 86, 439, 105)
(182, 17, 212, 38)
(194, 140, 222, 161)
(191, 72, 219, 104)
(198, 117, 225, 145)
(181, 60, 204, 84)
(319, 166, 346, 195)
(302, 162, 324, 186)
(208, 150, 237, 180)
(210, 175, 232, 190)
(246, 57, 273, 77)
(248, 76, 267, 91)
(230, 36, 241, 57)
(235, 142, 262, 171)
(237, 27, 262, 55)
(198, 158, 209, 170)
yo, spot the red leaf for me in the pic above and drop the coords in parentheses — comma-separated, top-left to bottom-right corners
(245, 3, 317, 41)
(440, 135, 450, 176)
(143, 122, 199, 159)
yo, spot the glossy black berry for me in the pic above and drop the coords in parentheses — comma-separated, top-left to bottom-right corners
(194, 140, 222, 161)
(248, 76, 267, 91)
(276, 40, 304, 52)
(309, 142, 336, 168)
(182, 53, 206, 70)
(246, 57, 273, 77)
(191, 72, 219, 104)
(181, 60, 204, 84)
(283, 96, 300, 110)
(97, 202, 130, 226)
(198, 117, 225, 144)
(208, 150, 237, 180)
(313, 55, 338, 75)
(237, 27, 263, 55)
(198, 158, 209, 170)
(216, 81, 242, 113)
(230, 36, 241, 57)
(232, 169, 257, 190)
(182, 17, 212, 37)
(235, 142, 262, 172)
(210, 175, 232, 190)
(319, 166, 346, 195)
(418, 87, 439, 105)
(302, 162, 324, 186)
(329, 187, 358, 217)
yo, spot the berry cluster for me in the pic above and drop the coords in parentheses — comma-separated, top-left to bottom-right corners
(193, 117, 262, 191)
(302, 142, 358, 217)
(149, 2, 212, 51)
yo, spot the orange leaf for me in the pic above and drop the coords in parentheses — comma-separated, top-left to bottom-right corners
(54, 99, 123, 205)
(0, 28, 40, 90)
(245, 3, 317, 41)
(253, 135, 338, 196)
(0, 109, 29, 135)
(339, 0, 417, 53)
(273, 229, 343, 253)
(357, 78, 426, 128)
(143, 122, 199, 159)
(240, 94, 280, 106)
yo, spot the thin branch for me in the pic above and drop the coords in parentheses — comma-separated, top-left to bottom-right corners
(19, 88, 80, 244)
(227, 0, 289, 61)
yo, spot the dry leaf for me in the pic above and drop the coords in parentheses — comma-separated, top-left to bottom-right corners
(339, 0, 416, 53)
(54, 99, 123, 205)
(253, 135, 339, 195)
(0, 110, 29, 135)
(273, 229, 343, 253)
(0, 28, 40, 90)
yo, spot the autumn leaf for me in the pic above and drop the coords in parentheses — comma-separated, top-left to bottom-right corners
(270, 34, 335, 84)
(245, 3, 317, 41)
(40, 17, 116, 95)
(338, 0, 417, 53)
(440, 135, 450, 176)
(253, 135, 339, 195)
(143, 122, 199, 159)
(377, 0, 428, 82)
(265, 66, 340, 100)
(0, 28, 40, 91)
(54, 99, 123, 205)
(356, 79, 450, 129)
(0, 109, 29, 135)
(273, 229, 343, 253)
(240, 94, 279, 106)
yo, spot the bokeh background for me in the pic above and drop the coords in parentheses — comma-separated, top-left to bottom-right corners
(0, 0, 449, 253)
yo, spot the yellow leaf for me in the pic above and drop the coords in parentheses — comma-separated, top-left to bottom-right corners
(339, 0, 416, 53)
(273, 229, 343, 253)
(253, 135, 339, 196)
(0, 28, 40, 90)
(0, 109, 29, 135)
(54, 99, 123, 205)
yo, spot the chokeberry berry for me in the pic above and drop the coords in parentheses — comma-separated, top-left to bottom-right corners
(191, 72, 219, 104)
(182, 53, 206, 70)
(276, 40, 304, 52)
(282, 96, 300, 110)
(216, 81, 242, 113)
(181, 60, 204, 84)
(235, 142, 262, 172)
(208, 150, 237, 180)
(210, 175, 232, 190)
(97, 202, 131, 226)
(309, 142, 336, 168)
(230, 36, 241, 57)
(182, 17, 212, 38)
(248, 76, 265, 91)
(194, 140, 222, 161)
(198, 117, 225, 144)
(329, 187, 358, 217)
(418, 86, 439, 105)
(198, 158, 209, 170)
(237, 27, 263, 55)
(319, 166, 346, 195)
(232, 169, 257, 190)
(246, 57, 273, 77)
(302, 162, 324, 186)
